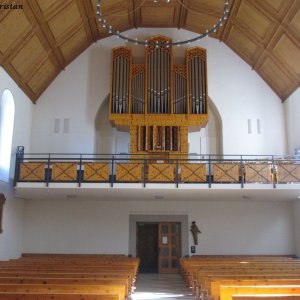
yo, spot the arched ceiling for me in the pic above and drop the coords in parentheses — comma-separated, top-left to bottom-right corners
(0, 0, 299, 103)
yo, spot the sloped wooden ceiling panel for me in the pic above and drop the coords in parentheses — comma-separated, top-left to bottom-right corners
(0, 0, 299, 103)
(221, 0, 300, 100)
(0, 0, 95, 102)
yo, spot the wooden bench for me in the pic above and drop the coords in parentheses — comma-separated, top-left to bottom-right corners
(0, 278, 131, 296)
(0, 254, 139, 300)
(233, 297, 300, 300)
(180, 256, 300, 300)
(209, 279, 300, 300)
(220, 285, 300, 300)
(0, 295, 119, 300)
(0, 284, 127, 300)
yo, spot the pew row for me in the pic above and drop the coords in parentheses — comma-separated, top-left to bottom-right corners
(0, 254, 139, 300)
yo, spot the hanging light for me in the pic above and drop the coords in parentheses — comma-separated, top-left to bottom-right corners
(96, 0, 230, 47)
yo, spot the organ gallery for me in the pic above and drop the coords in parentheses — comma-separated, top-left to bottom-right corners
(109, 36, 208, 158)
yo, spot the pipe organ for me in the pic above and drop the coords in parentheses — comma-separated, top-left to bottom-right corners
(109, 36, 208, 158)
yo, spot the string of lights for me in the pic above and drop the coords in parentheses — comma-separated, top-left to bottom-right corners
(96, 0, 230, 47)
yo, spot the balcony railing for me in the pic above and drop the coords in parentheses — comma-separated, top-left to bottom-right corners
(14, 147, 300, 188)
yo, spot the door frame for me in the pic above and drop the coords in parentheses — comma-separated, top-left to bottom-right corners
(129, 214, 189, 258)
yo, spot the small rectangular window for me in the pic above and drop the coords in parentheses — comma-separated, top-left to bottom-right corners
(54, 118, 60, 133)
(257, 119, 262, 134)
(63, 118, 70, 133)
(247, 119, 252, 134)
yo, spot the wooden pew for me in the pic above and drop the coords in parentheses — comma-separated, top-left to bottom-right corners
(180, 256, 300, 300)
(0, 295, 119, 300)
(0, 278, 131, 296)
(184, 260, 300, 289)
(220, 285, 300, 300)
(0, 254, 139, 300)
(233, 297, 300, 300)
(0, 284, 127, 300)
(210, 279, 300, 300)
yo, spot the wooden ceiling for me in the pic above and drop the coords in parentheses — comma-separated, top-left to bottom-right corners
(0, 0, 299, 102)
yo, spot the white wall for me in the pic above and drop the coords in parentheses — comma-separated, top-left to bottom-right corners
(22, 198, 294, 255)
(285, 88, 300, 155)
(189, 99, 222, 155)
(95, 97, 130, 154)
(30, 45, 112, 153)
(0, 182, 24, 260)
(293, 200, 300, 257)
(30, 28, 287, 156)
(0, 67, 33, 259)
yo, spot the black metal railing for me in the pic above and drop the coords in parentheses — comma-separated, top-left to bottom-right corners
(14, 149, 300, 188)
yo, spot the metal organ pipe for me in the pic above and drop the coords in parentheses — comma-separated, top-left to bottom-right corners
(164, 49, 166, 113)
(112, 59, 116, 113)
(199, 58, 203, 114)
(202, 60, 206, 114)
(111, 44, 207, 121)
(196, 58, 199, 114)
(116, 57, 121, 113)
(158, 48, 161, 113)
(189, 59, 192, 114)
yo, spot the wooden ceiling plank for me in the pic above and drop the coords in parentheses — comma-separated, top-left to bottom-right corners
(8, 50, 54, 83)
(26, 0, 66, 69)
(257, 68, 288, 101)
(133, 0, 142, 28)
(220, 0, 242, 41)
(75, 0, 96, 43)
(3, 60, 41, 102)
(127, 0, 136, 28)
(237, 0, 280, 46)
(257, 53, 298, 99)
(35, 0, 73, 21)
(0, 3, 11, 21)
(50, 18, 86, 46)
(229, 18, 262, 50)
(219, 0, 236, 41)
(269, 31, 300, 81)
(281, 0, 300, 42)
(0, 27, 34, 65)
(177, 0, 188, 29)
(184, 1, 225, 19)
(254, 50, 297, 84)
(0, 3, 32, 56)
(249, 0, 280, 23)
(252, 0, 294, 22)
(81, 0, 100, 40)
(172, 0, 181, 28)
(59, 25, 90, 64)
(252, 0, 299, 73)
(225, 24, 264, 67)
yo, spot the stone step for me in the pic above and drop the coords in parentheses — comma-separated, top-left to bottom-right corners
(132, 274, 195, 300)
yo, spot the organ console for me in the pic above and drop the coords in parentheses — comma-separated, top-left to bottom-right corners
(109, 36, 208, 159)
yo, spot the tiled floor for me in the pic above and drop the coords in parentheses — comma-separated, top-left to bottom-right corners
(131, 273, 195, 300)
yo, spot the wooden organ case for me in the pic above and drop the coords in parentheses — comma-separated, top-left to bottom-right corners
(109, 36, 208, 159)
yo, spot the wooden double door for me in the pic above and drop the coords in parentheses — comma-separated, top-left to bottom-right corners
(136, 222, 181, 273)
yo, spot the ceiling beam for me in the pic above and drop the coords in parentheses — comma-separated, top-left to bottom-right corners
(219, 0, 237, 41)
(26, 0, 66, 69)
(177, 0, 187, 29)
(128, 0, 137, 28)
(79, 0, 99, 42)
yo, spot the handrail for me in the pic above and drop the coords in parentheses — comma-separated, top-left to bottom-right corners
(14, 149, 300, 188)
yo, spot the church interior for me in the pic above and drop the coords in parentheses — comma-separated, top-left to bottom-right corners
(0, 0, 300, 299)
